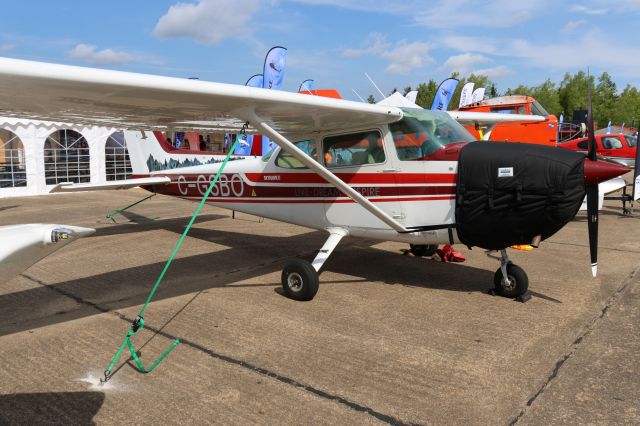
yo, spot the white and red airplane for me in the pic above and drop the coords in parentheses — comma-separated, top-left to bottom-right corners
(0, 57, 628, 301)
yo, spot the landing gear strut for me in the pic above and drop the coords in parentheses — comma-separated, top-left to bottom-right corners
(487, 249, 529, 298)
(409, 244, 438, 257)
(281, 228, 347, 301)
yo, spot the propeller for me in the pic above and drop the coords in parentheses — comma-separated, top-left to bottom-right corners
(586, 72, 598, 277)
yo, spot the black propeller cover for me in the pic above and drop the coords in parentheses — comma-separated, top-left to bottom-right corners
(455, 142, 586, 250)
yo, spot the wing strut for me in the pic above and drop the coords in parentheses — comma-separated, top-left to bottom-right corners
(243, 111, 409, 233)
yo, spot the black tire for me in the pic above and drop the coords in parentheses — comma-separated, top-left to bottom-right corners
(281, 259, 319, 301)
(493, 263, 529, 298)
(409, 244, 438, 257)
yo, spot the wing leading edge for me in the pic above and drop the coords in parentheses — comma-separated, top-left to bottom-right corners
(0, 57, 402, 134)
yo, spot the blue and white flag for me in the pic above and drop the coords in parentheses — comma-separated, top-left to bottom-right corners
(174, 132, 185, 149)
(245, 73, 264, 88)
(431, 78, 459, 111)
(558, 113, 564, 142)
(261, 46, 287, 153)
(263, 46, 287, 90)
(606, 121, 612, 134)
(299, 79, 314, 93)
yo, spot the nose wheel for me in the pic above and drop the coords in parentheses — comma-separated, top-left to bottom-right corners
(488, 249, 529, 298)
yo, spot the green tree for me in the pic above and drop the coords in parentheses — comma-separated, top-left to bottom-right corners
(366, 94, 376, 104)
(614, 85, 640, 125)
(403, 86, 412, 96)
(558, 71, 592, 121)
(415, 80, 437, 109)
(594, 72, 617, 125)
(531, 79, 562, 116)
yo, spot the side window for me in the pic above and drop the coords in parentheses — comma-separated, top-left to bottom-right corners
(516, 105, 526, 114)
(275, 140, 318, 169)
(602, 136, 623, 149)
(323, 130, 384, 168)
(490, 107, 515, 114)
(577, 140, 589, 149)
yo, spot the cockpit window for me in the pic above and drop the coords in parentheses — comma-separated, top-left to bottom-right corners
(274, 139, 318, 169)
(530, 100, 550, 117)
(391, 108, 475, 161)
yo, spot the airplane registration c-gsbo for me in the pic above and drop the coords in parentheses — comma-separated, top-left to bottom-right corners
(0, 58, 628, 301)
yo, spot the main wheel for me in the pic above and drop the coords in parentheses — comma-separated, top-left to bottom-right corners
(409, 244, 438, 257)
(493, 264, 529, 298)
(281, 259, 319, 301)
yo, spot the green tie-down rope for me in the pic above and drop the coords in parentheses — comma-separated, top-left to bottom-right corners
(100, 124, 248, 385)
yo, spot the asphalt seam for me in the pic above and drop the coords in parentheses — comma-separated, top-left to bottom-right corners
(20, 273, 414, 426)
(507, 265, 640, 425)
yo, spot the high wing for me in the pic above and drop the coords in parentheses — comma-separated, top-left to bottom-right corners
(0, 57, 408, 232)
(0, 57, 401, 134)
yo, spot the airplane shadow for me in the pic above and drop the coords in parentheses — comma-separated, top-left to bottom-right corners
(0, 391, 104, 425)
(1, 225, 514, 337)
(0, 204, 20, 213)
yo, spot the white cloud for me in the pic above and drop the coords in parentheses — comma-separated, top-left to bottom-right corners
(342, 33, 389, 57)
(414, 0, 545, 29)
(472, 65, 512, 79)
(342, 35, 431, 74)
(562, 20, 586, 32)
(154, 0, 260, 44)
(68, 44, 138, 65)
(442, 36, 498, 55)
(0, 44, 15, 52)
(441, 53, 491, 75)
(570, 5, 608, 15)
(382, 41, 432, 74)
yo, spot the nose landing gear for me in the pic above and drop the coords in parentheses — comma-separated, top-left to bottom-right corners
(487, 249, 529, 299)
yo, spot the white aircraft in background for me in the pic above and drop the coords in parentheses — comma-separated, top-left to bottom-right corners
(0, 57, 627, 301)
(0, 224, 94, 285)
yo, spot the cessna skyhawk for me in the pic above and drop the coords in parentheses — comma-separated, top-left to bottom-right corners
(0, 58, 627, 301)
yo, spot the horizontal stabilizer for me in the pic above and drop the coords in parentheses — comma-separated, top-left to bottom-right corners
(49, 176, 171, 193)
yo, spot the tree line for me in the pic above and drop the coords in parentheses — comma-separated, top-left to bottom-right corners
(368, 71, 640, 129)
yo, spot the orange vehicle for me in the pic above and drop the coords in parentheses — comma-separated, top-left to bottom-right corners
(457, 95, 558, 146)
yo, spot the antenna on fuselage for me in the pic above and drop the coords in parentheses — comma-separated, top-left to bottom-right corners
(365, 73, 386, 99)
(351, 88, 366, 102)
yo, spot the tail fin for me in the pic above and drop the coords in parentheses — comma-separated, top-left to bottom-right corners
(124, 130, 230, 175)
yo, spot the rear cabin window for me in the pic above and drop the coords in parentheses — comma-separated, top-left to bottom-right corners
(275, 139, 318, 169)
(577, 140, 589, 149)
(602, 136, 623, 149)
(322, 131, 385, 167)
(626, 135, 637, 147)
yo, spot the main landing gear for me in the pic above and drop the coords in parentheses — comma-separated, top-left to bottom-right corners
(409, 244, 438, 257)
(487, 249, 529, 299)
(281, 228, 347, 301)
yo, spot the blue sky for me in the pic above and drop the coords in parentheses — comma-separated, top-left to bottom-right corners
(1, 0, 639, 102)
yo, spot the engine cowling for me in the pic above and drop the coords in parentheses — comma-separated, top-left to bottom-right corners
(455, 142, 586, 250)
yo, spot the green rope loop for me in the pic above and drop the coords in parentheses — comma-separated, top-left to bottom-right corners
(100, 125, 248, 384)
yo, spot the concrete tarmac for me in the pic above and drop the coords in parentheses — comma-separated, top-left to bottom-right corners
(0, 189, 638, 425)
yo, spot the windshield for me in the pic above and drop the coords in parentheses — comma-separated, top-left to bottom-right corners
(391, 108, 475, 161)
(530, 100, 550, 117)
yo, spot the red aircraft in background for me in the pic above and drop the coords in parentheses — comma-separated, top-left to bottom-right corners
(559, 132, 637, 168)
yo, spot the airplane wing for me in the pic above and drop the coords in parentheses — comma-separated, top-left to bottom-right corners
(447, 111, 547, 141)
(0, 57, 401, 134)
(0, 224, 95, 285)
(447, 111, 546, 125)
(49, 176, 171, 193)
